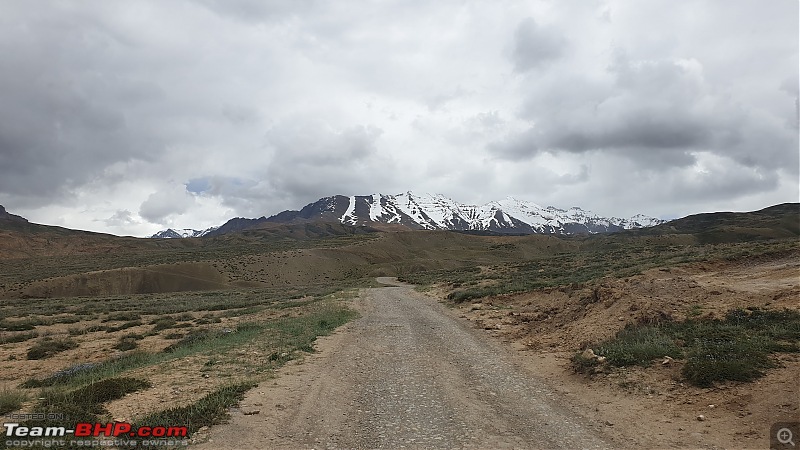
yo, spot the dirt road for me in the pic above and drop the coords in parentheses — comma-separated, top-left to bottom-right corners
(194, 279, 615, 449)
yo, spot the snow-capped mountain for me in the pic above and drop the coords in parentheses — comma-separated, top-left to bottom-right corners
(150, 227, 218, 239)
(299, 192, 665, 234)
(150, 192, 665, 238)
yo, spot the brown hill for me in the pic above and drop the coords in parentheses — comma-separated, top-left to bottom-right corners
(0, 203, 796, 299)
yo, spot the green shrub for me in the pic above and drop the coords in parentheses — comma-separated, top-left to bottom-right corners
(113, 337, 138, 351)
(53, 315, 81, 324)
(67, 327, 86, 336)
(162, 329, 215, 353)
(682, 334, 774, 387)
(597, 326, 682, 367)
(0, 319, 39, 331)
(20, 362, 99, 388)
(121, 332, 145, 340)
(26, 337, 78, 360)
(163, 332, 185, 340)
(135, 383, 253, 436)
(161, 325, 260, 353)
(35, 377, 151, 419)
(151, 317, 178, 331)
(0, 387, 27, 414)
(447, 287, 499, 303)
(570, 352, 600, 374)
(106, 320, 143, 333)
(103, 312, 142, 322)
(71, 377, 151, 405)
(0, 331, 38, 344)
(584, 308, 800, 386)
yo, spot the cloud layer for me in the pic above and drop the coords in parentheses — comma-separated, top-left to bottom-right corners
(0, 0, 796, 236)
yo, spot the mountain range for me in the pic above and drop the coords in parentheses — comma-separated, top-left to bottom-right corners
(151, 227, 219, 239)
(152, 192, 666, 238)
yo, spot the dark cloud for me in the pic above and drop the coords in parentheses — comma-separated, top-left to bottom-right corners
(263, 121, 390, 199)
(183, 176, 268, 218)
(667, 167, 778, 202)
(511, 17, 567, 72)
(0, 4, 176, 202)
(195, 0, 315, 23)
(486, 128, 539, 161)
(180, 121, 395, 218)
(265, 121, 383, 166)
(491, 52, 798, 174)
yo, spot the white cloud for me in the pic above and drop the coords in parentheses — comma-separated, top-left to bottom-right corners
(139, 184, 198, 225)
(0, 0, 795, 236)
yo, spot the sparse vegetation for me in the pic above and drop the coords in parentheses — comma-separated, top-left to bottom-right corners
(596, 326, 682, 367)
(0, 386, 27, 414)
(0, 318, 39, 331)
(577, 308, 800, 386)
(26, 337, 78, 360)
(135, 382, 254, 437)
(113, 335, 140, 351)
(26, 377, 152, 432)
(106, 319, 143, 332)
(19, 295, 357, 391)
(0, 330, 38, 344)
(570, 352, 601, 374)
(406, 238, 798, 302)
(0, 203, 795, 446)
(151, 317, 178, 331)
(162, 324, 260, 353)
(103, 311, 143, 322)
(69, 377, 152, 407)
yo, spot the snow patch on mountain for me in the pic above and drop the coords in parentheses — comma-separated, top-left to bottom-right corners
(341, 196, 356, 225)
(369, 194, 383, 222)
(373, 192, 664, 234)
(150, 227, 218, 239)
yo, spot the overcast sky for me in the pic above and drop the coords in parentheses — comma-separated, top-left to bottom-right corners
(0, 1, 797, 236)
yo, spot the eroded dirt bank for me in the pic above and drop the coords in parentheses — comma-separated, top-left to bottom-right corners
(454, 256, 800, 449)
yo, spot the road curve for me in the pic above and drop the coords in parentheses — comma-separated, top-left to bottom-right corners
(194, 279, 614, 449)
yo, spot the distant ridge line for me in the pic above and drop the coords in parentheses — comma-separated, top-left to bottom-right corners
(152, 192, 666, 238)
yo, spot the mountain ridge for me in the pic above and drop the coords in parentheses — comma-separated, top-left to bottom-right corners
(0, 205, 28, 224)
(153, 192, 668, 238)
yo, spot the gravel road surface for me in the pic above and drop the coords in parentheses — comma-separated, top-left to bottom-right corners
(194, 278, 614, 449)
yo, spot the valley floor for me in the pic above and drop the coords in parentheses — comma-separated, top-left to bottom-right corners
(193, 278, 614, 449)
(194, 255, 798, 449)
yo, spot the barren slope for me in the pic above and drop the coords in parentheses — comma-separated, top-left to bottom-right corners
(455, 255, 800, 448)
